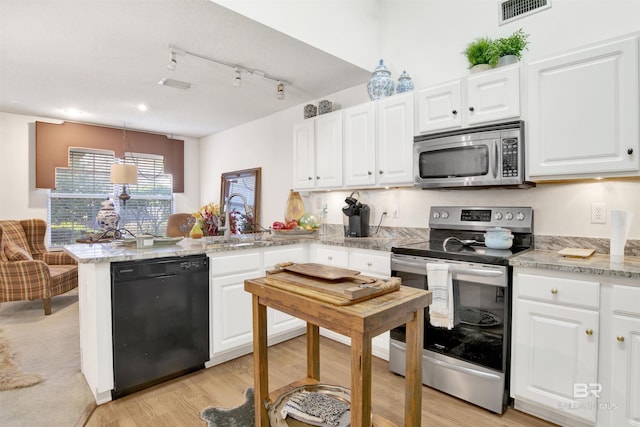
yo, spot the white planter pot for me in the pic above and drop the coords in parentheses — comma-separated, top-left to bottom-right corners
(470, 63, 491, 73)
(497, 55, 519, 67)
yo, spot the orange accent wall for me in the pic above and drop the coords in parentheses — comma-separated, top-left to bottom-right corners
(35, 121, 184, 193)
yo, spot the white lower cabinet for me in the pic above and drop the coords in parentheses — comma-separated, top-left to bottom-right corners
(209, 245, 307, 365)
(310, 244, 392, 360)
(512, 268, 640, 427)
(609, 285, 640, 427)
(209, 251, 262, 363)
(264, 245, 307, 337)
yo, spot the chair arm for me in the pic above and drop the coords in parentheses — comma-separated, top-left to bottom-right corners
(0, 260, 50, 289)
(43, 251, 77, 265)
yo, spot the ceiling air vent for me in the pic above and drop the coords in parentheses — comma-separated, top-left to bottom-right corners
(499, 0, 551, 25)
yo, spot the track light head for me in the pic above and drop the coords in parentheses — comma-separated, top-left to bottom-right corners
(167, 52, 177, 71)
(234, 69, 241, 88)
(277, 82, 284, 100)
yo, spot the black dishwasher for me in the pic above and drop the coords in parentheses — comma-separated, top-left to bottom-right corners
(111, 254, 209, 399)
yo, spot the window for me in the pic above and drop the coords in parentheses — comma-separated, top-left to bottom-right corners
(48, 148, 174, 247)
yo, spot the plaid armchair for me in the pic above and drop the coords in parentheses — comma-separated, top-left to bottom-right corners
(0, 219, 78, 315)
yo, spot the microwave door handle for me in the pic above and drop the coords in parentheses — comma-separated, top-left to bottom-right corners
(492, 139, 499, 179)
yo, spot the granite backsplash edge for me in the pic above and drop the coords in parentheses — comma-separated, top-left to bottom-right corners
(337, 225, 639, 256)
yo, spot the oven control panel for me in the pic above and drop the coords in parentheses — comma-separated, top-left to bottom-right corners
(430, 206, 533, 232)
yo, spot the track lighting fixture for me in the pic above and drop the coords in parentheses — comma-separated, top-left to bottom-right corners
(277, 82, 285, 100)
(163, 44, 292, 96)
(167, 51, 177, 71)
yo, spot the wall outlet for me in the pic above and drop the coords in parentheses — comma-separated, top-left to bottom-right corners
(391, 204, 400, 219)
(591, 203, 607, 224)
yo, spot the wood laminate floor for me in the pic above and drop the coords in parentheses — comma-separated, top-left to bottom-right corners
(86, 335, 557, 427)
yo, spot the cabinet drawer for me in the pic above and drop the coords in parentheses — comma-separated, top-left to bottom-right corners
(264, 245, 306, 269)
(311, 245, 349, 268)
(516, 272, 600, 309)
(209, 252, 261, 277)
(613, 285, 640, 316)
(350, 250, 390, 277)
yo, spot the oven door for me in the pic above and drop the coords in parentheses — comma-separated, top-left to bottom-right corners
(390, 254, 510, 373)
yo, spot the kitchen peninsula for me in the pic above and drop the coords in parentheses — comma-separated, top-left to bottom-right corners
(63, 233, 423, 404)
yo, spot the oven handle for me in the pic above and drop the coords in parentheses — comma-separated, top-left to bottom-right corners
(430, 357, 502, 381)
(392, 258, 504, 278)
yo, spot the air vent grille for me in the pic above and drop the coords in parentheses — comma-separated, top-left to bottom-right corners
(500, 0, 551, 24)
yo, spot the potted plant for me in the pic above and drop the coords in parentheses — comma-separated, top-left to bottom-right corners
(463, 36, 494, 72)
(490, 28, 530, 67)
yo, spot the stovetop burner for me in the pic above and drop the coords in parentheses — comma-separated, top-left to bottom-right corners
(391, 206, 534, 265)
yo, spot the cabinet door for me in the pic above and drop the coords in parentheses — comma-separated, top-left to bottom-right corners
(264, 246, 306, 336)
(377, 92, 414, 186)
(210, 252, 261, 354)
(416, 80, 462, 133)
(467, 64, 520, 126)
(315, 111, 343, 189)
(292, 120, 315, 189)
(604, 286, 640, 427)
(527, 36, 639, 178)
(344, 103, 376, 187)
(513, 299, 599, 423)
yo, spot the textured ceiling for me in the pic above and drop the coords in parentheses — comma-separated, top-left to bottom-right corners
(0, 0, 370, 138)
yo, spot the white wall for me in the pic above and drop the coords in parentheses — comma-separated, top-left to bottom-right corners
(202, 0, 640, 240)
(379, 0, 640, 87)
(213, 0, 382, 71)
(0, 112, 202, 221)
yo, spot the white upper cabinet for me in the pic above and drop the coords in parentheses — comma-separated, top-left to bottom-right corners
(527, 35, 640, 179)
(314, 111, 343, 189)
(466, 64, 521, 126)
(344, 102, 376, 187)
(416, 64, 520, 134)
(376, 92, 415, 186)
(292, 120, 316, 189)
(292, 110, 343, 190)
(340, 92, 415, 189)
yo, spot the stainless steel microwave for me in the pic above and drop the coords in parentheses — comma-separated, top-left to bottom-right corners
(413, 121, 533, 189)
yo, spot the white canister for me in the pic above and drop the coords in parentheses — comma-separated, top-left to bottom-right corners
(136, 235, 154, 249)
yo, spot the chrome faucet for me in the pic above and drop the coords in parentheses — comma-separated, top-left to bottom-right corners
(221, 192, 249, 238)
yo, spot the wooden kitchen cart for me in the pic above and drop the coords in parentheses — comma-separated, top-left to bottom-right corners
(245, 277, 431, 427)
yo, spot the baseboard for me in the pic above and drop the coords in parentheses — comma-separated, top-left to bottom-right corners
(514, 398, 595, 427)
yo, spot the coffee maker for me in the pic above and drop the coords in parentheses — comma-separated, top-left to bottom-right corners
(342, 194, 370, 237)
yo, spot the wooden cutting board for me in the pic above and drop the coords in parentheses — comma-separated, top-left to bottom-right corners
(264, 267, 400, 305)
(276, 262, 371, 281)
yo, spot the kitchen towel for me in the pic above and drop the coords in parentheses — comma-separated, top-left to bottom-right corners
(427, 263, 454, 329)
(610, 209, 634, 263)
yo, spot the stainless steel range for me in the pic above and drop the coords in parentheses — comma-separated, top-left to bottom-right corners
(389, 206, 533, 414)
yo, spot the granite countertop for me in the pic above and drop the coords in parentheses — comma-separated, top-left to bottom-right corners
(63, 233, 426, 264)
(510, 249, 640, 281)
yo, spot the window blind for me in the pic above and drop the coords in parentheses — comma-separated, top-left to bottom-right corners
(49, 149, 174, 247)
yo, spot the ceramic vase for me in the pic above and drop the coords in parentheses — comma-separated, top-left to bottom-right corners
(367, 59, 395, 100)
(189, 221, 204, 239)
(396, 70, 414, 93)
(96, 199, 120, 232)
(284, 190, 304, 222)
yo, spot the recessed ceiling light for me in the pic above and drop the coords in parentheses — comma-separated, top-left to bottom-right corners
(158, 78, 191, 90)
(138, 104, 149, 112)
(62, 108, 85, 118)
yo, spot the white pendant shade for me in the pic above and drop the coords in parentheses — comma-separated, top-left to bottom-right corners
(110, 164, 138, 184)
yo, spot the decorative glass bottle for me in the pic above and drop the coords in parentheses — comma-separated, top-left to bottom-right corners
(284, 190, 304, 222)
(367, 59, 395, 100)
